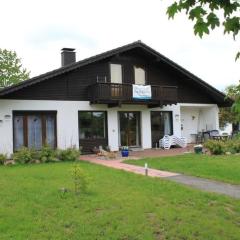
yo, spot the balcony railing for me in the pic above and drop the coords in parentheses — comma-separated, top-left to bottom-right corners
(88, 83, 178, 106)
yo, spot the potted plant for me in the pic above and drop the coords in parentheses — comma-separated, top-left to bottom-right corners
(121, 146, 129, 157)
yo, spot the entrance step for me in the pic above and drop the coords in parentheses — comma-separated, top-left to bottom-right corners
(129, 147, 144, 151)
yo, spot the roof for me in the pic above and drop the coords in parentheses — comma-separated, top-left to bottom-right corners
(0, 40, 232, 106)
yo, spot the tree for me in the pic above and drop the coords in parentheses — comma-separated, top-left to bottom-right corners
(0, 49, 30, 88)
(226, 83, 240, 115)
(166, 0, 240, 60)
(219, 85, 240, 127)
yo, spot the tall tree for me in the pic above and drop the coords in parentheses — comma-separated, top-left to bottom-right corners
(0, 49, 30, 88)
(166, 0, 240, 60)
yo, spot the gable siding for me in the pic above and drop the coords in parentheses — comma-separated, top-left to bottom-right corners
(2, 52, 215, 104)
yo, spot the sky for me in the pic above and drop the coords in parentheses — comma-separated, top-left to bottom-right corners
(0, 0, 239, 91)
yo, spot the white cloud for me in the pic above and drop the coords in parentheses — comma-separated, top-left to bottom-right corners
(0, 0, 239, 90)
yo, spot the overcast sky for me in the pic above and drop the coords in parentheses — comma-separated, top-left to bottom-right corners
(0, 0, 239, 91)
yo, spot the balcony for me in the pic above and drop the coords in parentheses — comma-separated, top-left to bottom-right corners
(88, 82, 178, 107)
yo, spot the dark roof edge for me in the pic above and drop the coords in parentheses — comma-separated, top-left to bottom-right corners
(0, 41, 143, 96)
(0, 40, 232, 105)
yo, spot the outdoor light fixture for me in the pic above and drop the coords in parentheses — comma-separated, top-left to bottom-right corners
(4, 115, 11, 120)
(175, 114, 180, 121)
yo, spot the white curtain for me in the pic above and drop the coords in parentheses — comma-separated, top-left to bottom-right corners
(164, 113, 171, 135)
(28, 115, 42, 150)
(14, 116, 24, 150)
(46, 116, 55, 148)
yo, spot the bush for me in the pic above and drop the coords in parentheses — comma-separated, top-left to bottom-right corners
(0, 154, 7, 165)
(13, 147, 34, 164)
(58, 147, 80, 162)
(227, 140, 240, 154)
(204, 138, 240, 155)
(39, 145, 58, 163)
(204, 140, 225, 155)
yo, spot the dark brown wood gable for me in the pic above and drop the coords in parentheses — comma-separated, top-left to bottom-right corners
(0, 46, 230, 106)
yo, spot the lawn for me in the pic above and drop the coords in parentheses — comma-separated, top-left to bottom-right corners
(0, 162, 240, 240)
(125, 154, 240, 184)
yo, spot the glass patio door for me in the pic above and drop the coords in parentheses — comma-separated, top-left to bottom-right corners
(151, 111, 173, 147)
(119, 112, 141, 147)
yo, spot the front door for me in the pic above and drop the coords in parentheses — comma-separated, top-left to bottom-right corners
(119, 112, 141, 147)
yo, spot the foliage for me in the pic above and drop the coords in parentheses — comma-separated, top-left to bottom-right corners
(166, 0, 240, 60)
(70, 164, 89, 195)
(204, 139, 226, 155)
(0, 49, 30, 88)
(219, 85, 240, 127)
(58, 147, 81, 162)
(39, 145, 58, 163)
(203, 138, 240, 155)
(0, 154, 7, 165)
(13, 147, 34, 164)
(229, 83, 240, 115)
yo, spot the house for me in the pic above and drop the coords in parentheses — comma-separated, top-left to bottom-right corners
(0, 41, 232, 154)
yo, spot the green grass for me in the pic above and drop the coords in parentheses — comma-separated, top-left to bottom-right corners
(0, 162, 240, 240)
(125, 154, 240, 184)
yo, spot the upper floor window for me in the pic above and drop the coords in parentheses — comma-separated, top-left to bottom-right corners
(110, 64, 122, 84)
(134, 66, 146, 85)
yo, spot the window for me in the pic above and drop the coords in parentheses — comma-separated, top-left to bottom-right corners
(110, 64, 122, 83)
(134, 66, 146, 85)
(13, 112, 57, 151)
(79, 111, 106, 139)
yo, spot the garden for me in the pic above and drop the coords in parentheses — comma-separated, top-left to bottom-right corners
(0, 146, 81, 165)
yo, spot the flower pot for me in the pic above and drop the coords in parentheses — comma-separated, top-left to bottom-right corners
(194, 145, 203, 154)
(121, 150, 129, 157)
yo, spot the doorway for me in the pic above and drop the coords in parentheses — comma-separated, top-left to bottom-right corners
(119, 112, 141, 147)
(151, 111, 173, 147)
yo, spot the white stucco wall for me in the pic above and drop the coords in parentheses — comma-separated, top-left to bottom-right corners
(179, 103, 219, 143)
(0, 99, 219, 155)
(0, 99, 183, 155)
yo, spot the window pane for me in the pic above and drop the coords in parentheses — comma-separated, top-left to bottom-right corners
(79, 112, 106, 139)
(134, 66, 145, 85)
(46, 115, 55, 148)
(163, 112, 172, 135)
(79, 112, 92, 139)
(14, 116, 24, 150)
(92, 112, 105, 138)
(151, 111, 173, 147)
(110, 64, 122, 83)
(28, 115, 42, 150)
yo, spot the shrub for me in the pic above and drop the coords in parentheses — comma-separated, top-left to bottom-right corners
(13, 147, 34, 164)
(70, 164, 89, 194)
(39, 145, 58, 163)
(0, 154, 7, 165)
(58, 147, 80, 162)
(227, 140, 240, 154)
(204, 140, 225, 155)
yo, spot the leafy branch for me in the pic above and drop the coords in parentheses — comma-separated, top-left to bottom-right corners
(166, 0, 240, 60)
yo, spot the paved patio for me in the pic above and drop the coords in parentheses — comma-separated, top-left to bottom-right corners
(130, 145, 194, 158)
